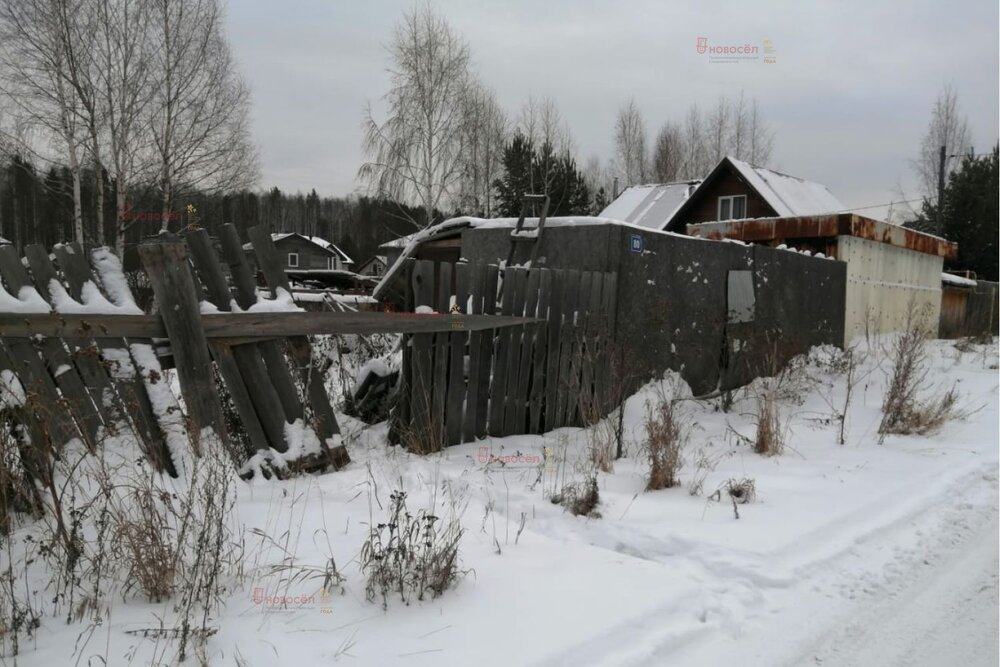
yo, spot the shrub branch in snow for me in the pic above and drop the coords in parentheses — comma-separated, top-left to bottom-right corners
(644, 383, 688, 490)
(879, 303, 964, 440)
(360, 489, 465, 609)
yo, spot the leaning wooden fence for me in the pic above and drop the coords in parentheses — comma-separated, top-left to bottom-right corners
(392, 259, 619, 448)
(0, 225, 532, 483)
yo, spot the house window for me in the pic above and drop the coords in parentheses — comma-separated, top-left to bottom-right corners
(327, 256, 337, 270)
(287, 252, 299, 268)
(718, 195, 747, 221)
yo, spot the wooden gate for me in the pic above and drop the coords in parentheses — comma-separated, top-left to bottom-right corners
(393, 260, 619, 448)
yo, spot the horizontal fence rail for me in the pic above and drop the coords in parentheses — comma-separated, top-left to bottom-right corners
(0, 312, 538, 339)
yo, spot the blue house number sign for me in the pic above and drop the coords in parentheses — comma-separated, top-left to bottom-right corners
(629, 234, 643, 253)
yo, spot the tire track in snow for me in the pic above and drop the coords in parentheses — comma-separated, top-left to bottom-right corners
(529, 462, 998, 667)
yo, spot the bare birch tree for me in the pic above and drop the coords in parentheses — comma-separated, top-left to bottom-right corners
(516, 95, 573, 197)
(0, 0, 87, 243)
(50, 0, 108, 244)
(707, 96, 730, 163)
(748, 97, 774, 166)
(456, 82, 507, 217)
(89, 0, 154, 254)
(147, 0, 258, 232)
(651, 121, 684, 182)
(359, 2, 471, 228)
(614, 97, 647, 186)
(913, 84, 971, 203)
(681, 104, 709, 178)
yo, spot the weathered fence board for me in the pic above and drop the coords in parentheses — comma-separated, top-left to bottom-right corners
(24, 245, 118, 428)
(473, 264, 499, 439)
(394, 262, 617, 449)
(139, 236, 228, 446)
(248, 225, 347, 468)
(0, 246, 101, 448)
(445, 263, 469, 445)
(54, 243, 176, 473)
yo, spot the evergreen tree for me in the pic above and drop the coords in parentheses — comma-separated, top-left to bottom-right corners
(916, 146, 998, 281)
(493, 132, 591, 218)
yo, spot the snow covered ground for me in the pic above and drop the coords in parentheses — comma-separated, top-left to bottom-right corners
(5, 336, 998, 666)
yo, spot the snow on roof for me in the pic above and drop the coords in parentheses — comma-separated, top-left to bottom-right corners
(727, 156, 844, 217)
(942, 272, 977, 287)
(371, 215, 698, 299)
(242, 232, 353, 263)
(599, 181, 701, 230)
(379, 233, 418, 249)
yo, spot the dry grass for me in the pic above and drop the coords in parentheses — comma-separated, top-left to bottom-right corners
(753, 381, 785, 456)
(879, 303, 964, 440)
(360, 489, 465, 609)
(644, 391, 686, 491)
(551, 474, 601, 517)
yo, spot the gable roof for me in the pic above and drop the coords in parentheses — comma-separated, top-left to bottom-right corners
(726, 157, 844, 217)
(357, 255, 388, 270)
(667, 156, 844, 230)
(243, 233, 354, 263)
(599, 181, 701, 230)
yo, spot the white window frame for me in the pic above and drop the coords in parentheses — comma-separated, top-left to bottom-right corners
(327, 256, 337, 270)
(717, 195, 747, 221)
(287, 252, 299, 268)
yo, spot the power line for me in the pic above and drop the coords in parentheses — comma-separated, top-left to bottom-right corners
(837, 197, 924, 214)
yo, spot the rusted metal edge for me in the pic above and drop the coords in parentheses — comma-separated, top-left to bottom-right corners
(687, 213, 958, 259)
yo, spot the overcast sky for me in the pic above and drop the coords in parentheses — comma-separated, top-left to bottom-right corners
(227, 0, 999, 220)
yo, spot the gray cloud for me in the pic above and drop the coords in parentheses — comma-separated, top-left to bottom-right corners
(227, 0, 998, 219)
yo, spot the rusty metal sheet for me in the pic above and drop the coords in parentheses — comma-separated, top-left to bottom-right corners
(687, 213, 957, 259)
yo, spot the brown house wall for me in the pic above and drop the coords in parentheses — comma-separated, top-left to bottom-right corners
(669, 167, 776, 231)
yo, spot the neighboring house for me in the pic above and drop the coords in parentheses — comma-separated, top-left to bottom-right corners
(598, 180, 701, 230)
(665, 156, 845, 232)
(356, 255, 389, 277)
(243, 233, 353, 273)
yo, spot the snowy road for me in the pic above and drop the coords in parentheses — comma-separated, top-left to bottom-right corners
(795, 485, 999, 667)
(667, 463, 1000, 667)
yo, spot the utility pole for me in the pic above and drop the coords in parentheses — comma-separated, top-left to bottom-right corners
(937, 145, 946, 232)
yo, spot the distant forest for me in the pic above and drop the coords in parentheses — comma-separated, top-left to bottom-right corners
(0, 135, 610, 270)
(0, 155, 430, 269)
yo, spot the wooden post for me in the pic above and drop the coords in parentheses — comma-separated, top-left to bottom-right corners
(139, 235, 227, 443)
